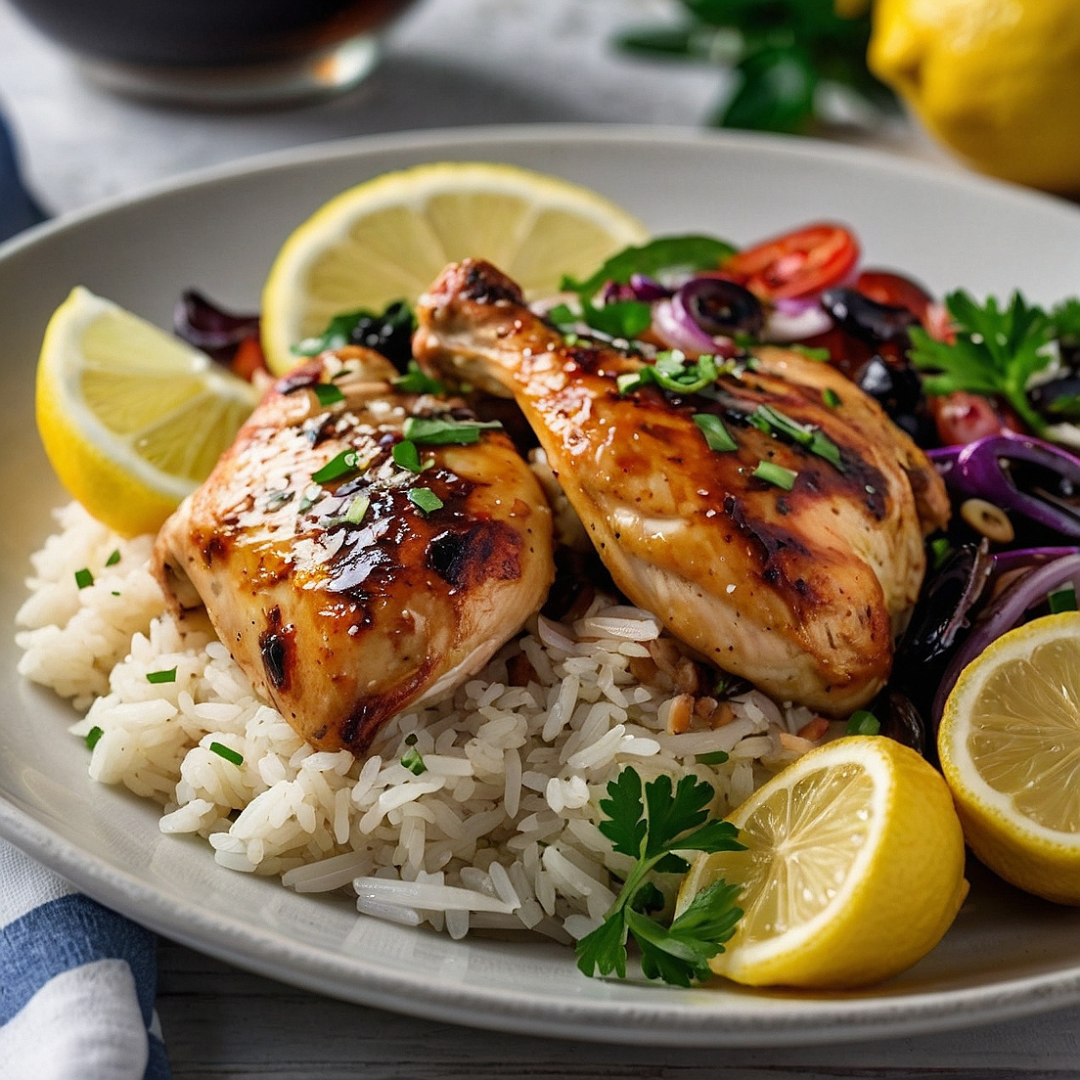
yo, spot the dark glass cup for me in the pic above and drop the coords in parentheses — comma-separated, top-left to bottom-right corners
(6, 0, 417, 105)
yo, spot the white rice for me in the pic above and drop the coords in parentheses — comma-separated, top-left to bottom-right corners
(15, 502, 836, 941)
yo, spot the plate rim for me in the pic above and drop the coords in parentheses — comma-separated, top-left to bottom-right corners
(5, 122, 1080, 1047)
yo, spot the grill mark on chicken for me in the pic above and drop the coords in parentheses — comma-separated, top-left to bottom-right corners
(154, 347, 554, 754)
(414, 259, 950, 715)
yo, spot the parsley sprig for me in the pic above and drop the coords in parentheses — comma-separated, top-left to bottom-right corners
(576, 768, 744, 987)
(908, 291, 1054, 434)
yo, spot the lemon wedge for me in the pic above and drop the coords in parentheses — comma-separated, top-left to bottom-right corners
(259, 161, 649, 374)
(36, 287, 259, 537)
(677, 737, 967, 988)
(939, 612, 1080, 905)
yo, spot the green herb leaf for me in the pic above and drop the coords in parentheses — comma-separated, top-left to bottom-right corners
(294, 300, 414, 358)
(408, 487, 444, 514)
(695, 750, 730, 766)
(105, 550, 121, 567)
(146, 667, 177, 684)
(561, 235, 738, 298)
(74, 568, 94, 590)
(752, 461, 797, 490)
(392, 360, 446, 396)
(822, 387, 842, 408)
(575, 766, 745, 986)
(209, 741, 243, 766)
(1049, 585, 1078, 614)
(792, 345, 831, 362)
(750, 404, 841, 469)
(929, 536, 954, 571)
(582, 299, 653, 340)
(693, 412, 739, 452)
(401, 746, 427, 775)
(846, 710, 880, 736)
(403, 416, 503, 445)
(721, 46, 817, 135)
(312, 383, 346, 407)
(908, 291, 1054, 434)
(392, 440, 423, 473)
(85, 726, 104, 750)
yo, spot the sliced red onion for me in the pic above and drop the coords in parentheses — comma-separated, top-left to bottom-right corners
(652, 297, 731, 356)
(993, 547, 1080, 574)
(932, 552, 1080, 722)
(762, 304, 833, 343)
(930, 432, 1080, 537)
(174, 290, 260, 361)
(628, 274, 672, 301)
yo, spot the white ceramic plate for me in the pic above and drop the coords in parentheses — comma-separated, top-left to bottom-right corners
(4, 125, 1080, 1047)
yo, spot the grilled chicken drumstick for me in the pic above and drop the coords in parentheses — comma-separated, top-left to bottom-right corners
(154, 347, 553, 753)
(414, 260, 949, 715)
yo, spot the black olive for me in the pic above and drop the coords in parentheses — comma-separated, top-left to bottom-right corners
(346, 300, 414, 372)
(870, 688, 927, 758)
(676, 278, 764, 338)
(820, 288, 917, 347)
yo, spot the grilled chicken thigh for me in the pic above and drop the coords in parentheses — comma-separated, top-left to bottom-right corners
(154, 348, 553, 753)
(414, 260, 949, 715)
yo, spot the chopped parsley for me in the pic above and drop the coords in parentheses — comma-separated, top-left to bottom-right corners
(403, 416, 502, 446)
(791, 345, 831, 361)
(617, 351, 722, 396)
(908, 291, 1053, 434)
(85, 726, 104, 750)
(929, 536, 954, 571)
(312, 383, 346, 407)
(575, 767, 744, 986)
(74, 568, 94, 590)
(693, 413, 738, 453)
(146, 667, 177, 684)
(105, 550, 121, 567)
(822, 387, 842, 408)
(752, 461, 797, 490)
(408, 487, 444, 514)
(209, 741, 243, 767)
(846, 710, 881, 736)
(294, 300, 414, 367)
(392, 361, 446, 396)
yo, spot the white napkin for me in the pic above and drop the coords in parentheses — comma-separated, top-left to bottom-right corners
(0, 839, 169, 1080)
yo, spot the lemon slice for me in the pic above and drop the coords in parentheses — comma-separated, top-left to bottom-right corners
(260, 161, 649, 374)
(939, 612, 1080, 905)
(677, 737, 967, 988)
(36, 287, 259, 537)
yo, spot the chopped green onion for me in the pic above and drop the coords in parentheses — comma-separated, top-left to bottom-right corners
(403, 416, 502, 445)
(694, 750, 730, 766)
(298, 486, 322, 514)
(1049, 585, 1078, 613)
(392, 361, 445, 396)
(822, 388, 842, 408)
(312, 449, 364, 484)
(85, 726, 104, 750)
(752, 461, 797, 491)
(74, 568, 94, 589)
(401, 746, 427, 775)
(110, 591, 121, 597)
(546, 303, 578, 328)
(616, 371, 644, 394)
(846, 710, 881, 736)
(209, 741, 244, 766)
(408, 487, 444, 514)
(750, 404, 842, 469)
(266, 489, 294, 511)
(344, 495, 371, 525)
(392, 439, 423, 473)
(929, 536, 954, 571)
(693, 413, 738, 453)
(105, 549, 121, 567)
(312, 383, 346, 407)
(146, 667, 177, 684)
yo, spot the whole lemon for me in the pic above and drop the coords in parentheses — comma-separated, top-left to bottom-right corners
(869, 0, 1080, 194)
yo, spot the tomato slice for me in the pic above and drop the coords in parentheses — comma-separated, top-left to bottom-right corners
(722, 224, 860, 302)
(930, 392, 1013, 446)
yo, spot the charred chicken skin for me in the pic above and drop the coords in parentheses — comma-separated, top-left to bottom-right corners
(413, 260, 949, 715)
(154, 348, 554, 754)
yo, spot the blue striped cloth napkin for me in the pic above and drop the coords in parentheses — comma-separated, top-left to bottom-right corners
(0, 114, 171, 1080)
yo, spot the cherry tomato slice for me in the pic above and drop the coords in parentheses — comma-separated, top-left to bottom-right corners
(930, 392, 1012, 446)
(722, 224, 860, 302)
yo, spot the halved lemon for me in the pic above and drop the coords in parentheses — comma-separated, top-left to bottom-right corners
(259, 161, 649, 374)
(939, 612, 1080, 905)
(677, 737, 967, 988)
(36, 287, 259, 537)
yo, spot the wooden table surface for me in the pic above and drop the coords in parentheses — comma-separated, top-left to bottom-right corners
(4, 0, 1079, 1075)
